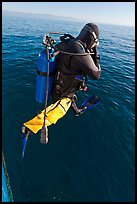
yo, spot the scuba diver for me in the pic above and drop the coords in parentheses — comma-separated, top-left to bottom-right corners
(21, 22, 101, 148)
(52, 22, 101, 115)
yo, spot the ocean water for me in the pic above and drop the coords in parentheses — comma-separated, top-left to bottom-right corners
(2, 15, 135, 202)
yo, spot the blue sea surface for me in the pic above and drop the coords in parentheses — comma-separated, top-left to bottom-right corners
(2, 15, 135, 202)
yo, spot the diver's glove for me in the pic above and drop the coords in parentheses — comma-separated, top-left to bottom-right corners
(91, 47, 100, 69)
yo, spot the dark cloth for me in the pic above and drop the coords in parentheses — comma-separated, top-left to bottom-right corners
(52, 39, 101, 103)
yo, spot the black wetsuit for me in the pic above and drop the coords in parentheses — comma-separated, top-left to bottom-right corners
(52, 39, 101, 103)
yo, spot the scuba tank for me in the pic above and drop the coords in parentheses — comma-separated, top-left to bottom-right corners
(36, 47, 56, 103)
(36, 32, 65, 104)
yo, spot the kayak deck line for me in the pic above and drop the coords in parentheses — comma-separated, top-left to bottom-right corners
(2, 151, 14, 202)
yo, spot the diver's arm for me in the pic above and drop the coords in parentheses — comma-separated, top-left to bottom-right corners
(70, 54, 101, 80)
(91, 46, 101, 71)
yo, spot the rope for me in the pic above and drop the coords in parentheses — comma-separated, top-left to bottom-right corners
(44, 48, 49, 125)
(54, 46, 94, 56)
(2, 151, 14, 202)
(54, 48, 94, 56)
(43, 32, 95, 56)
(40, 48, 50, 143)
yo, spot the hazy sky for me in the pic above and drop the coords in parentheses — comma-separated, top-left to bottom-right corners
(2, 2, 135, 26)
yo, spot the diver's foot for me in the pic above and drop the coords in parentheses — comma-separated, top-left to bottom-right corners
(75, 108, 83, 116)
(46, 135, 48, 144)
(22, 126, 31, 137)
(40, 135, 48, 144)
(40, 126, 49, 144)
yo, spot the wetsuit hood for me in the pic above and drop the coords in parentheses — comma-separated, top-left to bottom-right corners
(76, 23, 99, 50)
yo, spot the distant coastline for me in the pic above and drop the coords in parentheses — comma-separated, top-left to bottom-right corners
(2, 10, 134, 28)
(2, 10, 84, 23)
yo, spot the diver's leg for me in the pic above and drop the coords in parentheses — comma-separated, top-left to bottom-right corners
(68, 93, 83, 116)
(22, 126, 32, 137)
(71, 101, 83, 116)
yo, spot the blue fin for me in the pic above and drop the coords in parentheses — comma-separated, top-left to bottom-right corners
(22, 134, 28, 159)
(80, 94, 100, 113)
